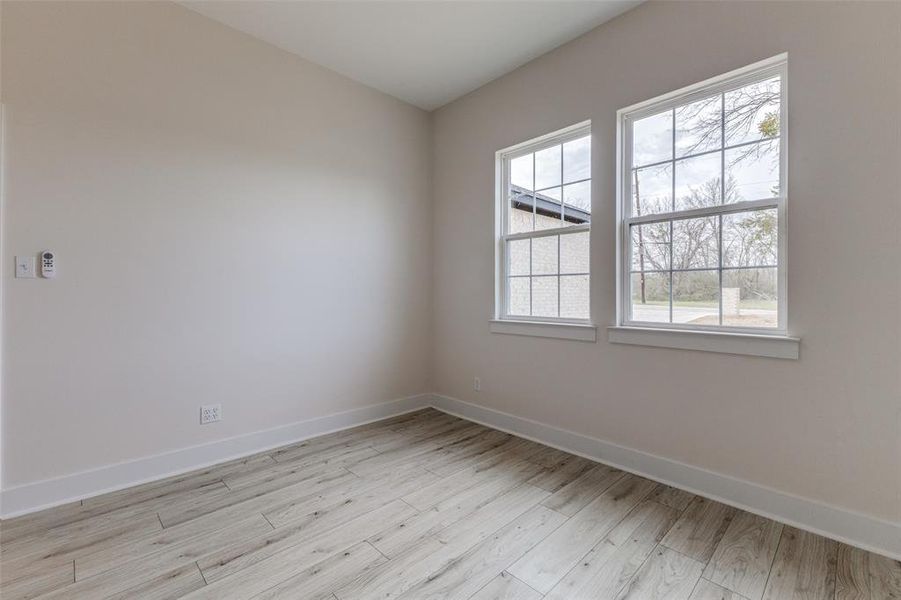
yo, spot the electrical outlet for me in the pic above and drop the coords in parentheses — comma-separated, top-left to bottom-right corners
(200, 404, 221, 425)
(473, 377, 481, 392)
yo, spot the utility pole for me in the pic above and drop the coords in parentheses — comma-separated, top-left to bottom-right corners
(633, 169, 646, 304)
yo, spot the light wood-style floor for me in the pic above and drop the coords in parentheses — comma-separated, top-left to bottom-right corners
(1, 408, 899, 600)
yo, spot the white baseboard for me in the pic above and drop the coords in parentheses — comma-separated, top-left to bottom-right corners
(429, 393, 901, 561)
(0, 394, 432, 519)
(4, 391, 898, 562)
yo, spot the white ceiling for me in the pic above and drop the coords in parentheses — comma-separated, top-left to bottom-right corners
(181, 1, 642, 111)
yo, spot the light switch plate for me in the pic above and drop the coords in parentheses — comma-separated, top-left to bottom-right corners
(15, 256, 36, 278)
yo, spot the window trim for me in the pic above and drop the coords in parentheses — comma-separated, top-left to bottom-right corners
(495, 121, 592, 326)
(616, 54, 789, 337)
(491, 320, 597, 342)
(607, 326, 799, 359)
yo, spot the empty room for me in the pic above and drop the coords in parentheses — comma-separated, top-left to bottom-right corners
(1, 1, 899, 599)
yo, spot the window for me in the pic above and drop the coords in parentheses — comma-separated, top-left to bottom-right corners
(618, 56, 787, 334)
(496, 123, 591, 324)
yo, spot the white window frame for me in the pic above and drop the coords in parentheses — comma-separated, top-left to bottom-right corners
(494, 121, 593, 328)
(616, 55, 789, 337)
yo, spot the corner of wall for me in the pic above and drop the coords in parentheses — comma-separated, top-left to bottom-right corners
(425, 107, 438, 394)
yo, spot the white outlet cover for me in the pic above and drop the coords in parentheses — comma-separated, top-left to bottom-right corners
(200, 404, 222, 425)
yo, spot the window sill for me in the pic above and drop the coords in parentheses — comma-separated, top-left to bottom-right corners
(607, 326, 799, 359)
(490, 319, 597, 342)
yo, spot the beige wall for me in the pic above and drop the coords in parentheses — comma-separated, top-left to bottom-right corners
(432, 0, 901, 523)
(0, 1, 432, 487)
(2, 0, 899, 529)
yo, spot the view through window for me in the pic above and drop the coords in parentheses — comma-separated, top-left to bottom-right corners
(499, 124, 591, 321)
(621, 58, 786, 331)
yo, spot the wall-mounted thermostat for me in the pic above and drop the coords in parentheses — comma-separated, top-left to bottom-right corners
(41, 251, 56, 278)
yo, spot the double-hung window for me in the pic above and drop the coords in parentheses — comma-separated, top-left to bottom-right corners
(618, 56, 787, 334)
(496, 123, 592, 323)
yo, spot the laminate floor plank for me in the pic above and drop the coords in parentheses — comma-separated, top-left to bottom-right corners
(649, 484, 697, 512)
(661, 497, 737, 563)
(364, 416, 476, 453)
(526, 454, 598, 493)
(761, 527, 837, 600)
(427, 436, 545, 478)
(541, 463, 625, 517)
(157, 466, 354, 527)
(83, 454, 276, 511)
(414, 429, 512, 475)
(0, 560, 73, 600)
(0, 502, 85, 543)
(366, 414, 473, 453)
(1, 456, 273, 544)
(468, 572, 542, 600)
(261, 463, 437, 528)
(507, 473, 659, 594)
(1, 512, 164, 574)
(104, 563, 206, 600)
(401, 455, 541, 511)
(434, 482, 551, 546)
(199, 490, 419, 583)
(394, 505, 567, 600)
(261, 409, 441, 467)
(350, 418, 479, 465)
(355, 417, 467, 454)
(346, 423, 489, 477)
(370, 461, 543, 557)
(1, 409, 897, 600)
(544, 500, 680, 600)
(249, 541, 387, 600)
(185, 501, 414, 599)
(1, 480, 227, 561)
(333, 534, 446, 600)
(33, 557, 160, 600)
(834, 544, 870, 600)
(690, 578, 752, 599)
(74, 513, 272, 582)
(229, 446, 379, 489)
(614, 545, 705, 600)
(1, 551, 73, 586)
(869, 552, 901, 599)
(35, 517, 269, 599)
(334, 483, 549, 600)
(527, 445, 578, 469)
(702, 511, 783, 599)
